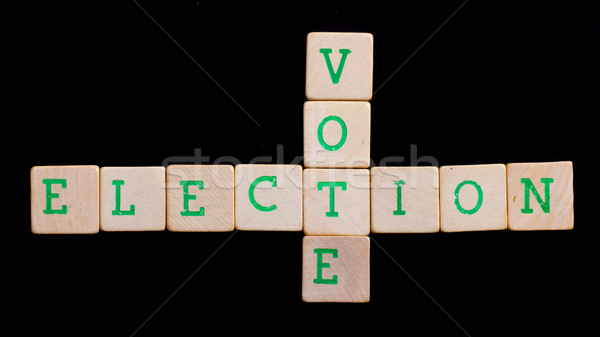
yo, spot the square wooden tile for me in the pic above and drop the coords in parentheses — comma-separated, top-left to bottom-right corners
(306, 32, 373, 101)
(440, 164, 507, 232)
(371, 166, 440, 233)
(304, 101, 370, 168)
(302, 236, 370, 303)
(166, 165, 234, 232)
(100, 167, 165, 231)
(507, 161, 573, 230)
(235, 164, 302, 231)
(30, 165, 99, 234)
(303, 169, 370, 235)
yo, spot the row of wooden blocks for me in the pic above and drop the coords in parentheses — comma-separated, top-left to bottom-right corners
(31, 161, 573, 234)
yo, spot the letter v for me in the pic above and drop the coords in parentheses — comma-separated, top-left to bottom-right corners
(319, 48, 352, 84)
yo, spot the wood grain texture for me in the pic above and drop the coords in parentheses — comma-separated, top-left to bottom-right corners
(235, 164, 302, 231)
(440, 164, 507, 232)
(303, 169, 370, 235)
(371, 166, 440, 233)
(100, 167, 165, 231)
(303, 101, 370, 168)
(302, 236, 370, 303)
(30, 165, 99, 234)
(306, 32, 373, 101)
(507, 161, 573, 230)
(166, 165, 234, 232)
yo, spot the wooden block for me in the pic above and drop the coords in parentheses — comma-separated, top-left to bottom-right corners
(306, 32, 373, 101)
(371, 166, 440, 233)
(100, 167, 165, 231)
(30, 165, 99, 234)
(302, 236, 370, 303)
(507, 161, 573, 230)
(303, 169, 370, 235)
(440, 164, 507, 232)
(235, 164, 302, 231)
(303, 101, 370, 168)
(166, 165, 234, 232)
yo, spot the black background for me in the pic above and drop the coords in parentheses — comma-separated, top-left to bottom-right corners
(4, 0, 597, 336)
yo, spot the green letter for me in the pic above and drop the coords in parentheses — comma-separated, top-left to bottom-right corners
(42, 179, 67, 214)
(317, 115, 347, 151)
(454, 180, 483, 215)
(313, 248, 338, 285)
(319, 48, 352, 84)
(521, 178, 553, 214)
(317, 181, 347, 217)
(393, 180, 406, 215)
(180, 180, 204, 216)
(248, 176, 277, 212)
(112, 180, 135, 215)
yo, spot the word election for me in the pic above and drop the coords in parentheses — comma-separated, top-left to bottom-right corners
(30, 32, 574, 303)
(30, 163, 574, 234)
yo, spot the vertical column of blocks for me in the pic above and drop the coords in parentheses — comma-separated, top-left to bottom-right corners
(371, 166, 440, 233)
(303, 169, 370, 235)
(440, 164, 507, 232)
(303, 101, 371, 168)
(303, 32, 374, 302)
(302, 236, 370, 303)
(507, 161, 573, 230)
(100, 167, 166, 231)
(30, 165, 100, 234)
(166, 165, 234, 232)
(235, 164, 302, 231)
(306, 32, 374, 101)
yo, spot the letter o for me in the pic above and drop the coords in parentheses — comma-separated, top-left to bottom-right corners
(454, 180, 483, 215)
(317, 115, 347, 151)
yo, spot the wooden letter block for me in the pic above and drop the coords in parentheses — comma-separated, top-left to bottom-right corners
(100, 167, 165, 231)
(166, 165, 234, 232)
(440, 164, 507, 232)
(507, 161, 573, 230)
(302, 236, 370, 303)
(30, 165, 99, 234)
(371, 166, 440, 233)
(303, 101, 370, 168)
(235, 164, 302, 231)
(303, 169, 370, 235)
(306, 32, 373, 101)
